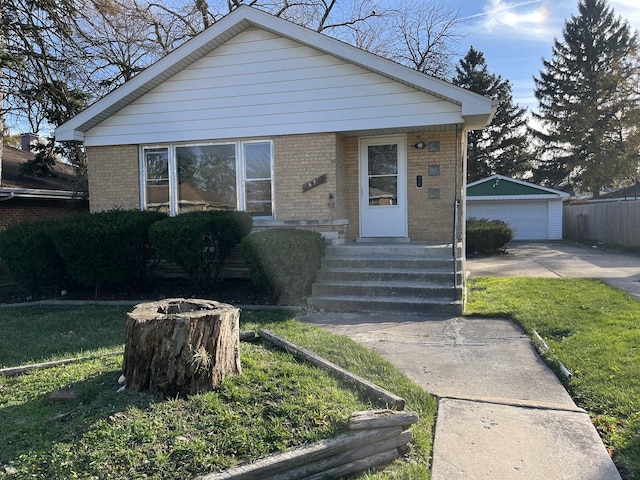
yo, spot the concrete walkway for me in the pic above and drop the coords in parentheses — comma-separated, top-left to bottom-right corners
(296, 242, 640, 479)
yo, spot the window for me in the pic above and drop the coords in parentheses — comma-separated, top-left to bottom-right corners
(176, 144, 237, 213)
(141, 141, 273, 217)
(143, 147, 170, 213)
(243, 142, 273, 217)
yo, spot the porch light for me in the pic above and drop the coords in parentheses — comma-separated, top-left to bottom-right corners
(413, 142, 427, 149)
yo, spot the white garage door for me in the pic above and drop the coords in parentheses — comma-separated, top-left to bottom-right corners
(467, 201, 549, 240)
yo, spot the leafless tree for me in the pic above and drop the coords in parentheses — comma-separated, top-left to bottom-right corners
(385, 1, 464, 79)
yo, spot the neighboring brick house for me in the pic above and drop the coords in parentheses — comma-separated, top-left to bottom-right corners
(55, 6, 495, 245)
(0, 135, 88, 230)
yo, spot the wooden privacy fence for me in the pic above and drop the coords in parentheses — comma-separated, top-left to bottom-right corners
(563, 200, 640, 247)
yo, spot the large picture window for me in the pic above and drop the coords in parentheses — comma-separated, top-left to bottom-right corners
(141, 140, 273, 217)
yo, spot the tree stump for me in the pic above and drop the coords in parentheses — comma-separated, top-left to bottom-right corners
(123, 298, 241, 396)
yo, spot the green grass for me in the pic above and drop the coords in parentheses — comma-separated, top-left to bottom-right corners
(242, 310, 437, 479)
(0, 306, 436, 479)
(0, 305, 129, 367)
(466, 277, 640, 480)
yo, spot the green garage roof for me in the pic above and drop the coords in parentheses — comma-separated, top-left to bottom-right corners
(467, 175, 567, 197)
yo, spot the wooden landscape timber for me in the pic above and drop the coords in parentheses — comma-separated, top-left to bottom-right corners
(195, 410, 419, 480)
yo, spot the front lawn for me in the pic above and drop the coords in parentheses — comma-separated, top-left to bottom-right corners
(0, 306, 436, 479)
(466, 277, 640, 480)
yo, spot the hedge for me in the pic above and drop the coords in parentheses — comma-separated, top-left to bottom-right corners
(149, 210, 253, 290)
(241, 228, 325, 305)
(51, 210, 167, 296)
(0, 218, 69, 296)
(466, 217, 514, 255)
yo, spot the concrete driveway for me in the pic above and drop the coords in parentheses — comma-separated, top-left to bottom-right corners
(466, 241, 640, 300)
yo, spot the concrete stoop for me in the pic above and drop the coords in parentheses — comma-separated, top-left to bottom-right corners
(307, 244, 463, 315)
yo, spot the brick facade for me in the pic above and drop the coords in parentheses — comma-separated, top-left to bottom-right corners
(272, 133, 341, 221)
(86, 145, 140, 212)
(0, 199, 87, 230)
(406, 129, 464, 243)
(85, 130, 464, 244)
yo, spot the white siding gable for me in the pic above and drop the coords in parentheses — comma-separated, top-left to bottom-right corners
(83, 28, 462, 146)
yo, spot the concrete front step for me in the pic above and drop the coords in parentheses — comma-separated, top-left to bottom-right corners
(312, 280, 456, 298)
(326, 244, 461, 258)
(308, 243, 463, 315)
(307, 295, 463, 315)
(321, 257, 460, 271)
(317, 267, 463, 284)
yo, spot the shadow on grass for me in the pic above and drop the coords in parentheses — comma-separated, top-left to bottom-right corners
(0, 361, 157, 474)
(0, 305, 130, 368)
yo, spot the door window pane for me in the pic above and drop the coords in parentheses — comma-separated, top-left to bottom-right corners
(176, 144, 237, 213)
(144, 148, 170, 213)
(368, 145, 398, 175)
(369, 177, 397, 205)
(368, 144, 398, 206)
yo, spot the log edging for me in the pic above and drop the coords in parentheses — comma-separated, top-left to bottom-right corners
(0, 351, 123, 377)
(194, 410, 419, 480)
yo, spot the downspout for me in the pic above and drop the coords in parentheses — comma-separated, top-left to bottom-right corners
(453, 126, 460, 301)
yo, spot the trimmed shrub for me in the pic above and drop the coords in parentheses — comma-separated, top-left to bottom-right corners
(0, 218, 69, 296)
(149, 210, 253, 290)
(241, 228, 325, 305)
(466, 217, 515, 255)
(51, 209, 167, 296)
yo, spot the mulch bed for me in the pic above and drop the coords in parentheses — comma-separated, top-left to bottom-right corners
(0, 278, 277, 306)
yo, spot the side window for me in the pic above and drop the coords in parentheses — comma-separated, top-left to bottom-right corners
(143, 147, 170, 213)
(243, 141, 273, 217)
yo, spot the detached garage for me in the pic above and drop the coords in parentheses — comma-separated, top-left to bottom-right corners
(466, 175, 569, 240)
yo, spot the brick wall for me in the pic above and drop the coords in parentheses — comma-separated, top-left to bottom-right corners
(0, 199, 87, 230)
(343, 136, 360, 240)
(272, 133, 341, 221)
(406, 129, 462, 243)
(86, 145, 140, 212)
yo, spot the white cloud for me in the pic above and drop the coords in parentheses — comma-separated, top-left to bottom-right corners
(609, 1, 640, 31)
(465, 0, 564, 42)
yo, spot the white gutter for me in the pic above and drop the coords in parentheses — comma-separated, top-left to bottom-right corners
(0, 188, 82, 200)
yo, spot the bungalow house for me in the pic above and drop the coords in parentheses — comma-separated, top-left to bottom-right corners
(0, 135, 87, 230)
(55, 6, 495, 313)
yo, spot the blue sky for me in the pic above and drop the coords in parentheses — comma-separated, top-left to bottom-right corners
(449, 0, 640, 114)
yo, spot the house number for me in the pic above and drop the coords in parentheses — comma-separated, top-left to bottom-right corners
(302, 173, 328, 192)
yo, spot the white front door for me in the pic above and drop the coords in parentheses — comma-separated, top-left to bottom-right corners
(359, 135, 408, 238)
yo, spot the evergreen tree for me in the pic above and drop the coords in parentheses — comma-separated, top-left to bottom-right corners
(453, 46, 531, 182)
(532, 0, 640, 196)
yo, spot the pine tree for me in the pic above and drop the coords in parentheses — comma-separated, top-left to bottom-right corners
(532, 0, 640, 196)
(452, 46, 531, 183)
